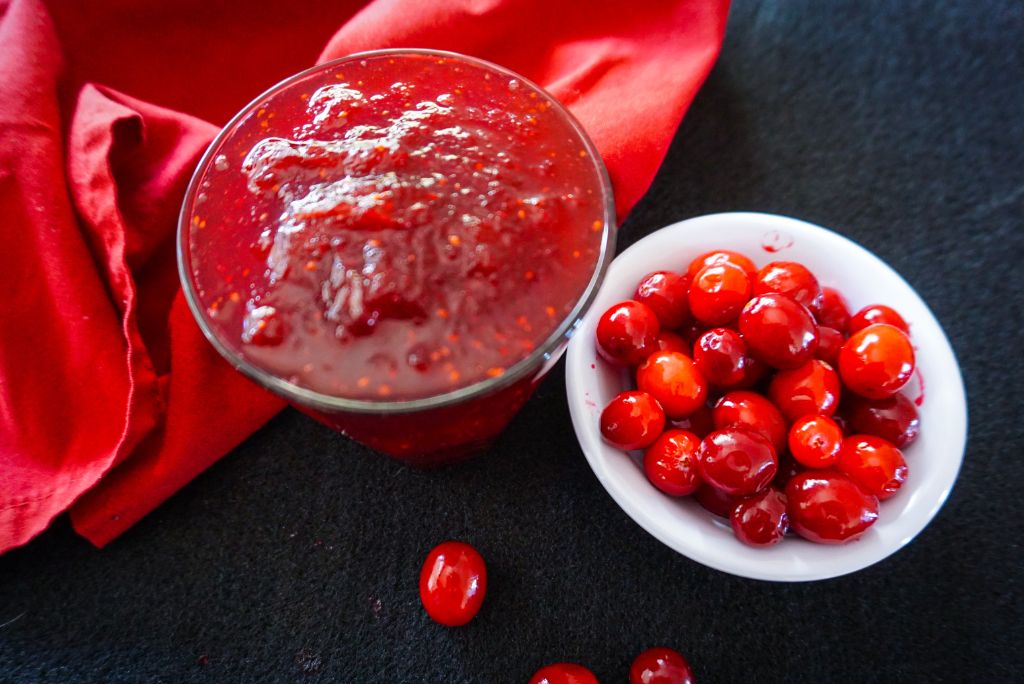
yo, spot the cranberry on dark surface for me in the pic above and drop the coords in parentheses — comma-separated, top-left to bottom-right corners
(844, 392, 921, 447)
(629, 646, 695, 684)
(815, 325, 845, 366)
(713, 390, 788, 454)
(637, 351, 708, 419)
(419, 541, 487, 627)
(837, 435, 908, 500)
(788, 414, 843, 468)
(600, 391, 666, 450)
(670, 404, 715, 439)
(785, 471, 879, 544)
(688, 262, 752, 326)
(644, 429, 703, 496)
(753, 261, 823, 312)
(816, 286, 852, 331)
(686, 249, 757, 279)
(693, 328, 749, 388)
(838, 323, 915, 399)
(655, 330, 691, 356)
(529, 663, 598, 684)
(698, 427, 778, 496)
(635, 271, 692, 329)
(695, 483, 738, 518)
(768, 359, 841, 421)
(595, 300, 661, 366)
(848, 304, 910, 334)
(731, 488, 789, 547)
(738, 293, 819, 369)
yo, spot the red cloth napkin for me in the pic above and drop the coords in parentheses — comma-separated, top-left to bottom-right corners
(0, 0, 729, 551)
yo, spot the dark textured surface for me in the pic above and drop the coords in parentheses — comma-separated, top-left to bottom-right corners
(2, 1, 1022, 681)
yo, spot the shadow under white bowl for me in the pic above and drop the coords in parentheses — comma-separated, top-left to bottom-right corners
(565, 212, 967, 582)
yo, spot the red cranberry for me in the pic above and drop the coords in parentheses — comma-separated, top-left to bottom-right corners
(644, 430, 703, 496)
(815, 326, 844, 366)
(849, 304, 909, 334)
(629, 647, 694, 684)
(679, 320, 712, 347)
(419, 541, 487, 626)
(738, 293, 818, 369)
(596, 300, 660, 366)
(730, 353, 770, 390)
(788, 415, 843, 468)
(712, 390, 788, 454)
(785, 471, 879, 544)
(698, 427, 778, 496)
(753, 261, 823, 312)
(529, 663, 598, 684)
(768, 359, 841, 421)
(837, 435, 908, 501)
(686, 249, 757, 280)
(600, 391, 666, 450)
(670, 404, 715, 439)
(637, 351, 708, 419)
(695, 483, 738, 517)
(654, 331, 691, 356)
(816, 287, 851, 331)
(731, 488, 789, 547)
(773, 453, 803, 488)
(844, 393, 921, 447)
(636, 271, 691, 329)
(693, 328, 749, 388)
(688, 262, 752, 326)
(839, 324, 915, 399)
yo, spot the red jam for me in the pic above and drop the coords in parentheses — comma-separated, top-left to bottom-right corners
(182, 52, 611, 459)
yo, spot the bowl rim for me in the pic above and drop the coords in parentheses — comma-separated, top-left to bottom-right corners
(177, 48, 617, 414)
(566, 211, 968, 582)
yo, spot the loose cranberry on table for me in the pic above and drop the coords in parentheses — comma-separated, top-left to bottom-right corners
(529, 663, 598, 684)
(630, 646, 695, 684)
(731, 488, 789, 547)
(600, 391, 666, 450)
(768, 359, 841, 421)
(636, 351, 708, 419)
(670, 404, 715, 439)
(837, 435, 908, 500)
(636, 271, 691, 329)
(686, 248, 757, 280)
(695, 483, 738, 518)
(788, 415, 843, 468)
(688, 262, 752, 325)
(419, 541, 487, 627)
(596, 300, 661, 366)
(844, 392, 921, 447)
(712, 390, 788, 454)
(738, 293, 819, 369)
(785, 471, 879, 544)
(644, 430, 703, 496)
(697, 427, 778, 496)
(655, 331, 691, 356)
(816, 286, 851, 331)
(848, 304, 910, 334)
(753, 261, 823, 312)
(814, 325, 845, 366)
(838, 323, 915, 399)
(693, 328, 749, 388)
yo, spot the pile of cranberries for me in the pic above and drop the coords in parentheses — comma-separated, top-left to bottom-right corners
(596, 250, 920, 546)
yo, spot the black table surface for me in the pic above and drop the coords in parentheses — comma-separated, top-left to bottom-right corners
(2, 1, 1022, 682)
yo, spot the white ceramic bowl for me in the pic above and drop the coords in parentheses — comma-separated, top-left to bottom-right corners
(565, 212, 967, 582)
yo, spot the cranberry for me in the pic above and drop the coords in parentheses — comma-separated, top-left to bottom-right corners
(785, 471, 879, 544)
(753, 261, 823, 312)
(600, 391, 666, 450)
(693, 328, 749, 387)
(844, 393, 921, 447)
(698, 427, 777, 496)
(670, 404, 715, 439)
(679, 320, 712, 347)
(768, 359, 841, 421)
(738, 293, 818, 369)
(788, 415, 843, 468)
(688, 262, 752, 325)
(849, 304, 909, 334)
(637, 351, 708, 419)
(817, 287, 851, 331)
(644, 430, 703, 496)
(695, 483, 738, 517)
(529, 663, 598, 684)
(636, 271, 691, 329)
(731, 488, 789, 547)
(655, 331, 691, 356)
(419, 541, 487, 626)
(730, 353, 769, 390)
(773, 453, 803, 488)
(838, 323, 915, 399)
(686, 249, 757, 280)
(837, 435, 908, 501)
(713, 390, 788, 454)
(815, 326, 845, 366)
(629, 647, 694, 684)
(595, 300, 660, 366)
